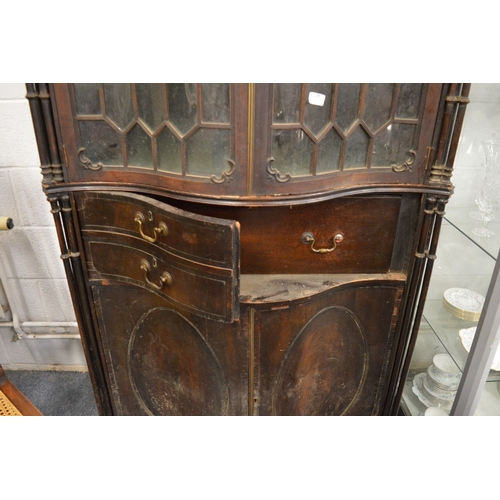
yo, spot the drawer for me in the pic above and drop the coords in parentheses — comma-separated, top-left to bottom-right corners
(82, 231, 238, 323)
(75, 191, 238, 270)
(169, 195, 403, 274)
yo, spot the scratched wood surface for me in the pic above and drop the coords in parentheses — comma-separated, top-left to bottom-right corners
(240, 273, 406, 305)
(246, 279, 405, 415)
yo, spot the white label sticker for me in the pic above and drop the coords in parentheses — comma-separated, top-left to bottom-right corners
(308, 92, 326, 107)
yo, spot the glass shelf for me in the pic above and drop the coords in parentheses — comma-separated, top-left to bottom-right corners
(403, 316, 500, 416)
(445, 206, 500, 260)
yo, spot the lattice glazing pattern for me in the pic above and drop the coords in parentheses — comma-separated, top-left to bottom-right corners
(73, 84, 232, 179)
(271, 83, 424, 177)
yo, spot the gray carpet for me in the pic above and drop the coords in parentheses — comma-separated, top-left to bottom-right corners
(4, 370, 98, 416)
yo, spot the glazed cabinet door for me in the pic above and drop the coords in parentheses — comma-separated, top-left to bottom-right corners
(74, 190, 244, 415)
(252, 83, 443, 196)
(51, 84, 249, 197)
(248, 278, 405, 416)
(50, 83, 443, 201)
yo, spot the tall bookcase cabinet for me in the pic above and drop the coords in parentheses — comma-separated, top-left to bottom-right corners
(26, 83, 470, 415)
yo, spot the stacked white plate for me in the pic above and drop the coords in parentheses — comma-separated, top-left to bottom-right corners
(413, 354, 462, 412)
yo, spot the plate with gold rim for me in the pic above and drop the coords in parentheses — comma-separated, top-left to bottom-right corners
(443, 288, 484, 321)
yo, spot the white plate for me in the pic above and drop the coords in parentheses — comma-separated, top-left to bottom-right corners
(443, 288, 484, 319)
(443, 288, 484, 312)
(412, 373, 453, 411)
(459, 326, 500, 371)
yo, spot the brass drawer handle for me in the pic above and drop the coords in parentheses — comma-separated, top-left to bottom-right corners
(140, 258, 173, 290)
(301, 232, 344, 254)
(134, 211, 168, 243)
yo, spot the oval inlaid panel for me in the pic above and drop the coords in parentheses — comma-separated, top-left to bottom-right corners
(128, 307, 229, 415)
(273, 306, 368, 416)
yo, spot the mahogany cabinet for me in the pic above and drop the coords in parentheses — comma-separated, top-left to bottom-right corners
(26, 83, 470, 415)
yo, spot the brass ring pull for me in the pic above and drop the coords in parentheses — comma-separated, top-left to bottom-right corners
(140, 259, 172, 290)
(134, 211, 168, 243)
(301, 232, 344, 254)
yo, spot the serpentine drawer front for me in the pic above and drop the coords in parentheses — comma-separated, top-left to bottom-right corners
(168, 195, 402, 274)
(76, 191, 238, 269)
(83, 234, 236, 322)
(75, 191, 240, 323)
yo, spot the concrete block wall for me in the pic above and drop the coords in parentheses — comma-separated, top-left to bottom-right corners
(0, 83, 87, 370)
(0, 83, 498, 371)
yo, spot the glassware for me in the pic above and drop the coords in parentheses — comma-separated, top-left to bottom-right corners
(472, 184, 495, 236)
(471, 139, 500, 237)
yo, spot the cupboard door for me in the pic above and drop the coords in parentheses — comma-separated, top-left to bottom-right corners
(252, 83, 442, 196)
(251, 280, 404, 416)
(51, 84, 249, 197)
(93, 285, 247, 415)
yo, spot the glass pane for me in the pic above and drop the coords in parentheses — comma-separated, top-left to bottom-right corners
(157, 127, 182, 173)
(136, 84, 165, 132)
(335, 84, 361, 133)
(396, 83, 424, 119)
(201, 84, 230, 123)
(273, 83, 301, 124)
(126, 124, 153, 169)
(372, 124, 415, 167)
(344, 126, 369, 169)
(363, 83, 395, 133)
(79, 121, 122, 165)
(167, 83, 198, 136)
(304, 83, 334, 138)
(73, 84, 101, 115)
(187, 128, 230, 177)
(317, 129, 342, 173)
(271, 129, 313, 176)
(103, 84, 134, 130)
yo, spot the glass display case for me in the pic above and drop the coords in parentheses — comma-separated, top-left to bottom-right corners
(401, 210, 500, 415)
(401, 83, 500, 415)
